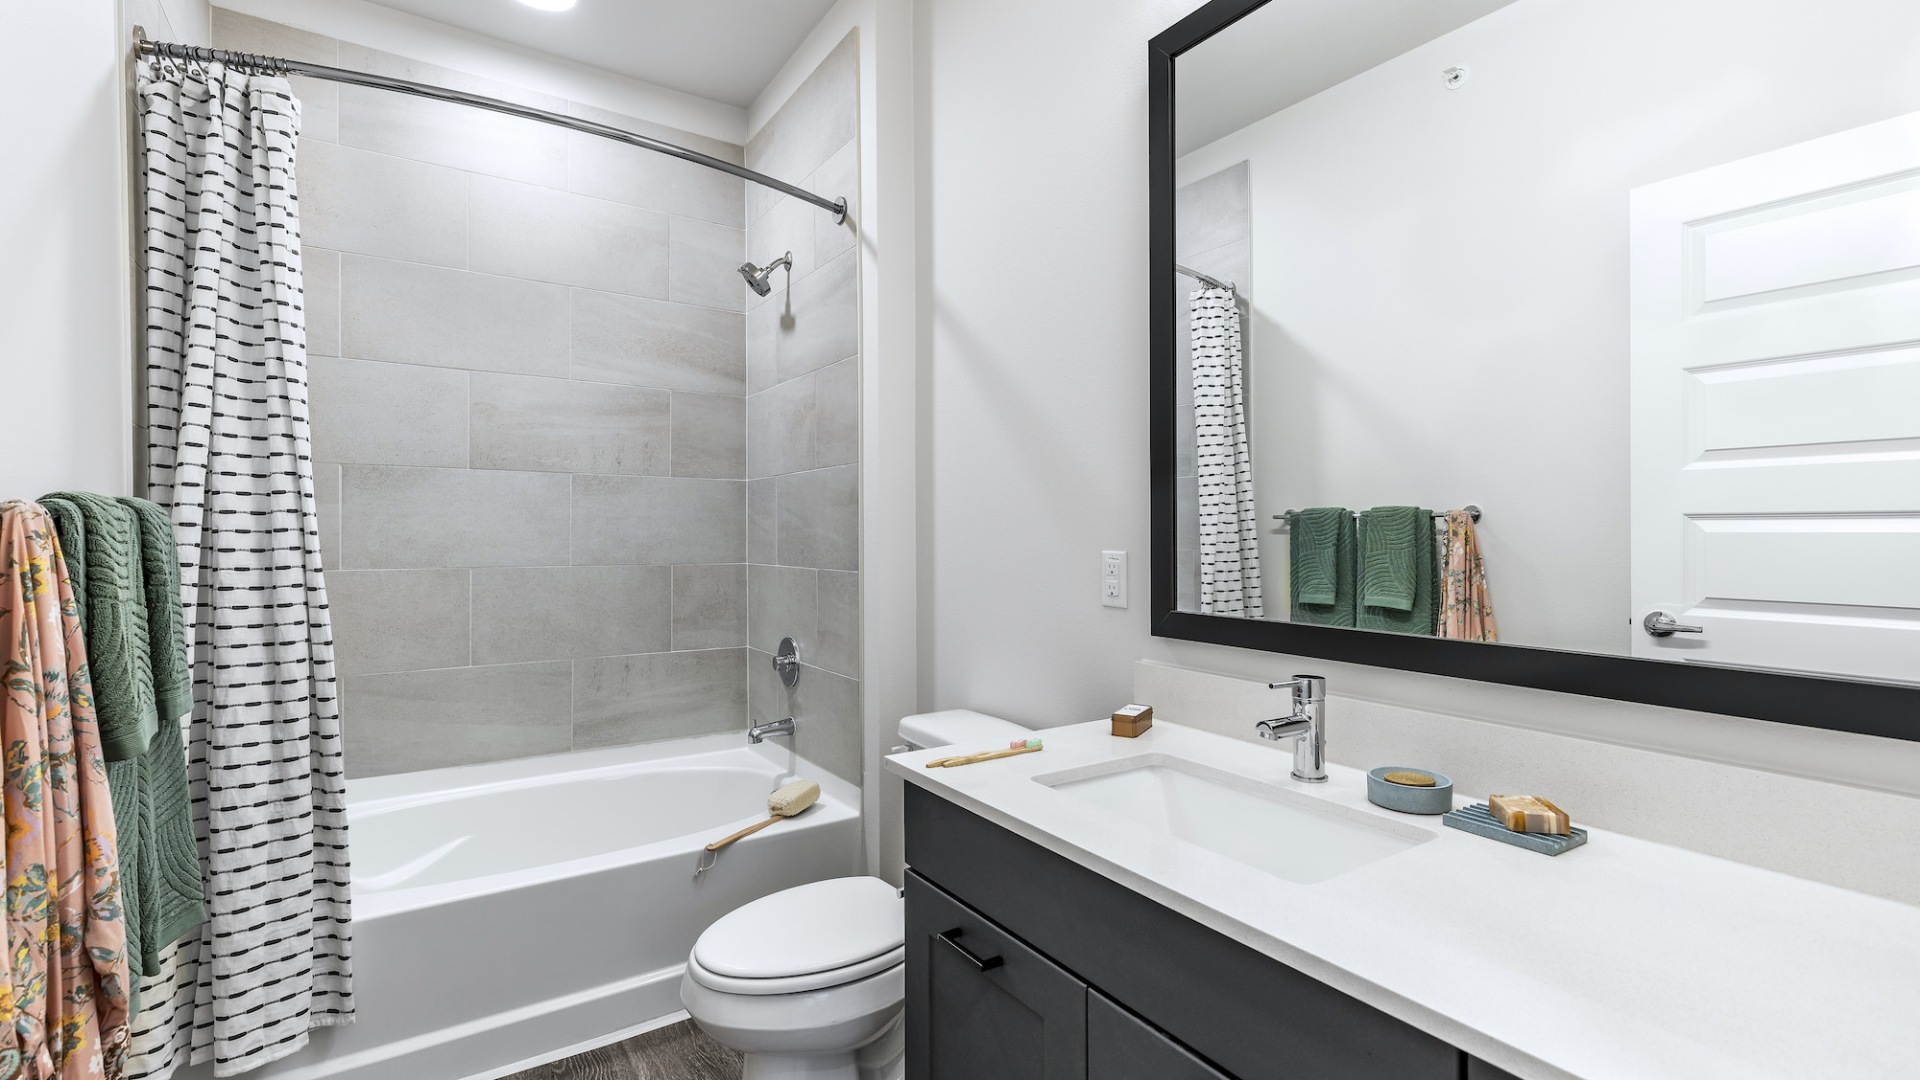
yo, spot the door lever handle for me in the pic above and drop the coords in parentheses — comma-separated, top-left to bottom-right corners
(1643, 611, 1705, 637)
(936, 928, 1003, 972)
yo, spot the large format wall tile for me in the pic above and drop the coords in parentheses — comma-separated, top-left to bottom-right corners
(298, 140, 467, 267)
(748, 478, 777, 566)
(339, 42, 567, 112)
(747, 375, 815, 479)
(811, 138, 859, 268)
(668, 217, 747, 313)
(327, 568, 471, 676)
(571, 475, 744, 566)
(471, 565, 671, 664)
(670, 392, 745, 479)
(776, 465, 858, 572)
(345, 661, 573, 777)
(748, 563, 816, 657)
(745, 33, 858, 225)
(671, 564, 746, 651)
(814, 570, 859, 679)
(304, 247, 341, 357)
(340, 466, 569, 569)
(313, 463, 341, 564)
(470, 176, 670, 297)
(573, 649, 747, 747)
(744, 197, 816, 310)
(470, 373, 670, 475)
(308, 356, 468, 468)
(340, 255, 570, 377)
(747, 248, 859, 392)
(339, 84, 566, 189)
(568, 130, 745, 228)
(570, 289, 746, 394)
(814, 357, 859, 469)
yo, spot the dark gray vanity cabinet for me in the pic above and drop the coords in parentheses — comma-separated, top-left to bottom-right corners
(904, 785, 1464, 1080)
(906, 874, 1087, 1079)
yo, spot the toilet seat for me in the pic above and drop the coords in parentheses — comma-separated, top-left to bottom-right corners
(689, 876, 904, 995)
(687, 946, 905, 995)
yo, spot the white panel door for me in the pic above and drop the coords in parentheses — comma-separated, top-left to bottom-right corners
(1629, 110, 1920, 682)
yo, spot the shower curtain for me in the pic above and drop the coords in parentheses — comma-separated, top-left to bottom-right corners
(1189, 287, 1264, 618)
(130, 59, 353, 1079)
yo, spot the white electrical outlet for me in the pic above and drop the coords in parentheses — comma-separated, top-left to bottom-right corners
(1101, 550, 1128, 609)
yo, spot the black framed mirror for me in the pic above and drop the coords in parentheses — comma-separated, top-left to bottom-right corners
(1148, 0, 1920, 742)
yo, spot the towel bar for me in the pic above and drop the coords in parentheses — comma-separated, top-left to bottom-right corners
(1271, 505, 1481, 528)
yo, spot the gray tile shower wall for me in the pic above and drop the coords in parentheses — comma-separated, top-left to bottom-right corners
(744, 33, 863, 785)
(212, 10, 757, 778)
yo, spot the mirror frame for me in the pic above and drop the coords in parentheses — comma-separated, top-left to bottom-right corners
(1147, 0, 1919, 743)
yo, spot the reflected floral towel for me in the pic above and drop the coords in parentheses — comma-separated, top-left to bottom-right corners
(1437, 509, 1498, 643)
(0, 501, 133, 1079)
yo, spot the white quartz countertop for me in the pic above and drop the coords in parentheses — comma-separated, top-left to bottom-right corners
(885, 720, 1920, 1080)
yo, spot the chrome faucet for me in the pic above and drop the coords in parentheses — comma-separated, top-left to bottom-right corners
(748, 717, 796, 744)
(1255, 675, 1328, 783)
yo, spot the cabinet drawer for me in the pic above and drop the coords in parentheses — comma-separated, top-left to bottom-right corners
(907, 872, 1088, 1080)
(1088, 990, 1233, 1080)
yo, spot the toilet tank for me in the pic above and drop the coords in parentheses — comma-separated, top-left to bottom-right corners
(897, 709, 1033, 750)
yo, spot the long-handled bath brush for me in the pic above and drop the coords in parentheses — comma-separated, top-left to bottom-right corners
(693, 779, 820, 880)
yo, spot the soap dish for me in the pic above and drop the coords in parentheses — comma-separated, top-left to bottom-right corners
(1366, 766, 1454, 815)
(1444, 803, 1588, 855)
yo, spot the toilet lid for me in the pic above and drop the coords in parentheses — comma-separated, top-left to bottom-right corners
(695, 877, 904, 979)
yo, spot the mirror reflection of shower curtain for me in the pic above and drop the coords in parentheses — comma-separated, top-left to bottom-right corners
(1190, 288, 1263, 618)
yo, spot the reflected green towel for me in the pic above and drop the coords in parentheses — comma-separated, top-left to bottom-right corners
(1356, 506, 1438, 636)
(1287, 508, 1355, 627)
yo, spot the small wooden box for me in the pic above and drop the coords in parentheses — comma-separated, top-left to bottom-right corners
(1112, 704, 1153, 738)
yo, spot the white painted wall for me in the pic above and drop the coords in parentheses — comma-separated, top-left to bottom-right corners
(0, 3, 159, 500)
(751, 0, 921, 881)
(916, 0, 1920, 851)
(1175, 0, 1920, 655)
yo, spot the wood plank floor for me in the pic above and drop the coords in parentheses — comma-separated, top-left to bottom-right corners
(506, 1021, 742, 1080)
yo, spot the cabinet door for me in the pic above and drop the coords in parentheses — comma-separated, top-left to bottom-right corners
(1087, 991, 1233, 1080)
(906, 872, 1088, 1080)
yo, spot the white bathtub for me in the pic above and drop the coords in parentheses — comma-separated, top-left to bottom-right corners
(220, 734, 862, 1080)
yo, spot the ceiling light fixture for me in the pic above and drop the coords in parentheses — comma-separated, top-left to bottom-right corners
(516, 0, 576, 11)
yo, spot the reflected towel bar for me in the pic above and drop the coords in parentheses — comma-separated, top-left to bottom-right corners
(1271, 505, 1481, 528)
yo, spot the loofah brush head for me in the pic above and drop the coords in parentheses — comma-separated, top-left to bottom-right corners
(767, 779, 821, 817)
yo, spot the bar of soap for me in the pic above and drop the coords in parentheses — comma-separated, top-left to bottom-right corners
(1112, 703, 1153, 738)
(1488, 794, 1571, 836)
(1382, 770, 1436, 787)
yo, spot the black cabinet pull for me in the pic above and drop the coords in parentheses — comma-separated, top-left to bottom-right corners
(937, 928, 1004, 972)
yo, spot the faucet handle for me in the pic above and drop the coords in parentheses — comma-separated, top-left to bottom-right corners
(1268, 675, 1327, 700)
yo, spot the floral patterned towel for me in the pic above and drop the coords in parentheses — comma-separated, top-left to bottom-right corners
(1437, 509, 1498, 643)
(1, 501, 133, 1079)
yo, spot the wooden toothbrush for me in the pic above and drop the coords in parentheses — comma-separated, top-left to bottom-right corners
(926, 738, 1043, 768)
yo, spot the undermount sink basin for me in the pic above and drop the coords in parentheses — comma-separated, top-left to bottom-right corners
(1038, 756, 1430, 884)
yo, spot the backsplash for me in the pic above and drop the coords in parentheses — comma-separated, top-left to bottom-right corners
(1135, 660, 1920, 906)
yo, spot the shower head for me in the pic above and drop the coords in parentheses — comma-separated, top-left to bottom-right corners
(738, 252, 793, 297)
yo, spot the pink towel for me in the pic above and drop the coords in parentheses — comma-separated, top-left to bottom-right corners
(1437, 509, 1498, 643)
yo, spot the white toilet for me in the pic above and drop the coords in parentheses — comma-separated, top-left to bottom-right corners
(680, 710, 1032, 1080)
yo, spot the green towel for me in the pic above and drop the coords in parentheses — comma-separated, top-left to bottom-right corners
(1287, 508, 1356, 627)
(122, 498, 193, 726)
(41, 492, 159, 761)
(42, 494, 207, 1003)
(119, 496, 207, 979)
(1356, 506, 1438, 636)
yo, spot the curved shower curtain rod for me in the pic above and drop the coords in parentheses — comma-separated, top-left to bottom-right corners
(133, 29, 850, 223)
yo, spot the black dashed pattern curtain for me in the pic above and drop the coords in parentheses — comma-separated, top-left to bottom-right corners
(1190, 287, 1264, 619)
(131, 58, 354, 1079)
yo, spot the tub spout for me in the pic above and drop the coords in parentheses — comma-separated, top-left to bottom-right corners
(749, 717, 796, 744)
